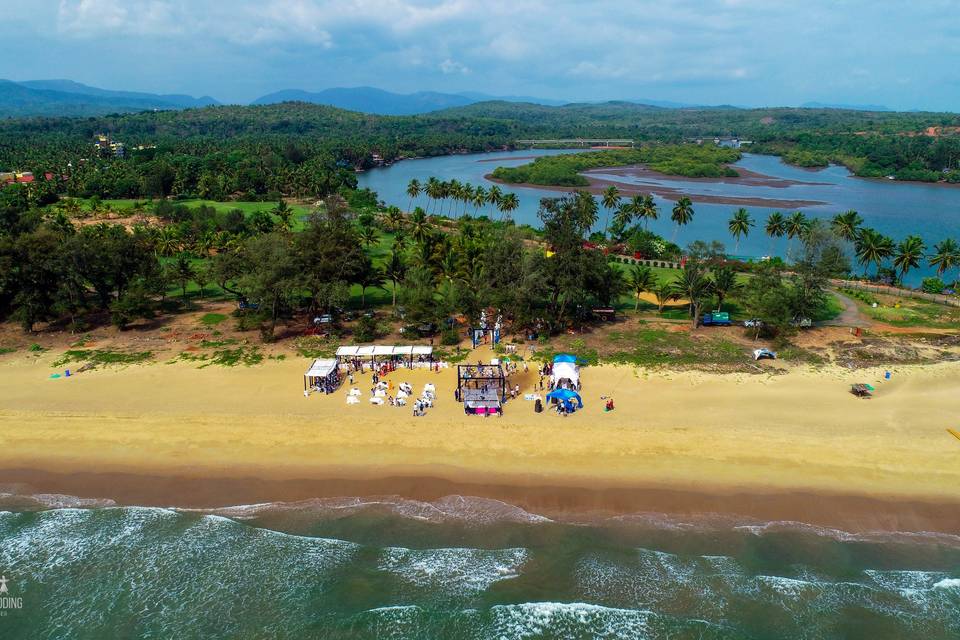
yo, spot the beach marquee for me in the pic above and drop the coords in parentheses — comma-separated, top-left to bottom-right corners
(304, 358, 341, 394)
(305, 358, 338, 379)
(336, 345, 433, 360)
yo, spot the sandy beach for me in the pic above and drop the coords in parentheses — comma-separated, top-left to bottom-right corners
(485, 164, 827, 208)
(2, 347, 959, 531)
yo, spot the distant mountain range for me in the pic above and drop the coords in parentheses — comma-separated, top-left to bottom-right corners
(250, 87, 475, 115)
(0, 78, 912, 118)
(248, 87, 712, 113)
(0, 79, 219, 117)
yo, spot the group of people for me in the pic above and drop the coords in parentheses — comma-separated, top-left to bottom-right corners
(356, 379, 436, 416)
(341, 357, 440, 381)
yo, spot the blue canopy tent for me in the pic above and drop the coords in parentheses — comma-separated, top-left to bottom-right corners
(546, 388, 583, 408)
(553, 354, 578, 364)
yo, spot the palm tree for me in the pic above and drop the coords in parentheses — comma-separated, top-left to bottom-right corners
(612, 203, 634, 237)
(628, 264, 656, 310)
(272, 200, 293, 232)
(653, 279, 679, 314)
(673, 262, 713, 329)
(446, 179, 461, 217)
(385, 206, 405, 231)
(193, 231, 214, 257)
(628, 194, 645, 230)
(472, 185, 487, 215)
(359, 225, 379, 248)
(785, 211, 809, 256)
(728, 208, 754, 253)
(876, 234, 895, 278)
(406, 178, 421, 212)
(154, 226, 181, 257)
(460, 183, 475, 217)
(409, 207, 432, 245)
(601, 186, 621, 239)
(58, 198, 83, 218)
(893, 235, 926, 285)
(764, 211, 786, 256)
(384, 251, 407, 308)
(358, 265, 386, 308)
(487, 185, 503, 212)
(640, 194, 658, 231)
(928, 238, 959, 282)
(392, 229, 409, 255)
(670, 196, 694, 242)
(499, 192, 519, 221)
(854, 228, 884, 277)
(831, 210, 863, 243)
(711, 266, 738, 312)
(425, 177, 441, 215)
(573, 191, 599, 231)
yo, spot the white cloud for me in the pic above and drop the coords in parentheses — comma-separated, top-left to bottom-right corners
(7, 1, 958, 108)
(439, 58, 469, 75)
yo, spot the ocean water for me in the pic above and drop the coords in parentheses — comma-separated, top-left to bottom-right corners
(1, 495, 958, 639)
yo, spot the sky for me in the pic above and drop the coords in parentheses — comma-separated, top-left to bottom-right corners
(2, 0, 959, 110)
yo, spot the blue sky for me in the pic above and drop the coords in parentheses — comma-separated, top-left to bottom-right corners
(3, 0, 959, 109)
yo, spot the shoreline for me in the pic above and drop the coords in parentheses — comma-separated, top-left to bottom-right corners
(2, 350, 960, 534)
(4, 467, 960, 536)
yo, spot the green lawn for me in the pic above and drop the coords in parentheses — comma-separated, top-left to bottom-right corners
(859, 298, 960, 327)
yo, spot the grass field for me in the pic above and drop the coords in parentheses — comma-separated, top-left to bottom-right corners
(840, 287, 960, 327)
(75, 198, 315, 231)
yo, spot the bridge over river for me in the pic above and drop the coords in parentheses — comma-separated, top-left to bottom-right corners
(516, 138, 634, 147)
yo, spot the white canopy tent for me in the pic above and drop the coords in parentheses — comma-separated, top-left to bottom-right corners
(304, 358, 340, 393)
(335, 345, 434, 367)
(551, 361, 580, 390)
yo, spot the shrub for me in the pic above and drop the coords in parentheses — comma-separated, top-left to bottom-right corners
(354, 315, 382, 342)
(440, 326, 460, 346)
(921, 277, 945, 294)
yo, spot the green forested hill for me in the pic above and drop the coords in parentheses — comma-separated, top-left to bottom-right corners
(2, 100, 960, 201)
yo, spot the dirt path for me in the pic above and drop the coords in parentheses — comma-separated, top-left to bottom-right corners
(819, 290, 873, 328)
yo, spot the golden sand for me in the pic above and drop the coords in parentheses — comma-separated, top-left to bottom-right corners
(2, 346, 959, 506)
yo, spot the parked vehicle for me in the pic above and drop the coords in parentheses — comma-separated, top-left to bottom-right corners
(701, 312, 732, 326)
(743, 318, 763, 328)
(237, 298, 259, 311)
(791, 317, 813, 328)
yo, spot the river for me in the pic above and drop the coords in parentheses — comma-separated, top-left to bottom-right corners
(358, 150, 960, 285)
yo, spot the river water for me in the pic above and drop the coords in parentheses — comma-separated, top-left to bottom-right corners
(358, 150, 960, 284)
